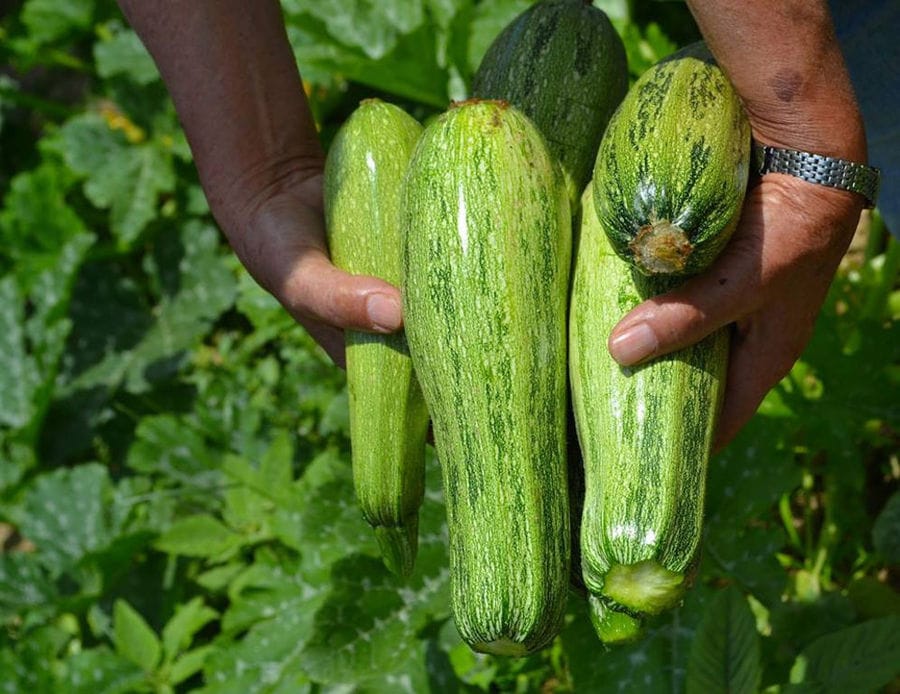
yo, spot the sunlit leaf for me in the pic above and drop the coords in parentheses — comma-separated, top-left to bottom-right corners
(94, 27, 159, 85)
(113, 599, 161, 672)
(20, 0, 94, 46)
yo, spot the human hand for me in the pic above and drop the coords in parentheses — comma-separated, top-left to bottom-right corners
(226, 172, 403, 368)
(607, 175, 863, 451)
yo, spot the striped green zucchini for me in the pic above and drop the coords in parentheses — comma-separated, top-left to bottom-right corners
(402, 99, 571, 656)
(570, 182, 729, 636)
(324, 99, 429, 577)
(592, 42, 750, 276)
(472, 0, 627, 207)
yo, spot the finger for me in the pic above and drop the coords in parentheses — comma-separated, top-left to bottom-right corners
(278, 246, 404, 333)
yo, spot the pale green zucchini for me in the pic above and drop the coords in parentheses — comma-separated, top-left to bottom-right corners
(592, 43, 750, 275)
(570, 182, 729, 637)
(402, 99, 571, 656)
(324, 99, 429, 577)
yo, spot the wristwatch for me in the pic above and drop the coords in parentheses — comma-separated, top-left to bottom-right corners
(753, 142, 880, 209)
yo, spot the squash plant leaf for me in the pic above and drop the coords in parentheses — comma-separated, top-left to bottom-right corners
(0, 552, 57, 621)
(298, 453, 451, 684)
(20, 0, 95, 47)
(685, 586, 761, 694)
(50, 112, 175, 248)
(788, 615, 900, 693)
(20, 463, 118, 572)
(284, 0, 424, 60)
(201, 557, 322, 694)
(0, 163, 95, 435)
(94, 26, 160, 85)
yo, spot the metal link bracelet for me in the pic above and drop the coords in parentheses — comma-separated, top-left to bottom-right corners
(753, 142, 880, 208)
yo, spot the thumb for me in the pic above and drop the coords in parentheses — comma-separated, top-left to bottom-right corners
(277, 246, 404, 333)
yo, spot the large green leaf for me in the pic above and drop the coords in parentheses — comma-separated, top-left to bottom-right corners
(0, 164, 94, 437)
(126, 414, 223, 478)
(284, 0, 425, 59)
(685, 586, 761, 694)
(20, 0, 94, 46)
(94, 26, 160, 85)
(788, 616, 900, 692)
(287, 19, 449, 108)
(298, 552, 449, 683)
(201, 558, 324, 694)
(63, 220, 235, 395)
(52, 113, 175, 247)
(20, 463, 117, 572)
(0, 552, 57, 620)
(705, 524, 787, 607)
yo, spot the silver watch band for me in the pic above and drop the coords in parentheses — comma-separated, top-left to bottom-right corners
(753, 142, 880, 209)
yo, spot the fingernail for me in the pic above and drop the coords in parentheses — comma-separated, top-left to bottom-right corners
(366, 293, 402, 332)
(609, 323, 658, 365)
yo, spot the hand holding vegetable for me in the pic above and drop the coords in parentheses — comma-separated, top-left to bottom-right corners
(116, 0, 401, 367)
(609, 0, 868, 449)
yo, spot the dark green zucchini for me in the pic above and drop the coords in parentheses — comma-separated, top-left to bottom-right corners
(473, 0, 628, 207)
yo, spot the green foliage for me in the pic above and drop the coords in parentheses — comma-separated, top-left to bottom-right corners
(686, 587, 761, 694)
(1, 1, 898, 692)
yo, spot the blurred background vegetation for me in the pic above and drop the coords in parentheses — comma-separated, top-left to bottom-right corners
(0, 1, 898, 692)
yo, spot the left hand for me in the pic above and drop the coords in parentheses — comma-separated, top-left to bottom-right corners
(607, 174, 864, 451)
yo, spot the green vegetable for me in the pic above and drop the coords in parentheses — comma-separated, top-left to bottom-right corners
(570, 182, 729, 633)
(472, 0, 628, 207)
(402, 99, 571, 656)
(592, 43, 750, 275)
(324, 99, 429, 577)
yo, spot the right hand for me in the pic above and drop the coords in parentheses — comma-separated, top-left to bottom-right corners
(227, 172, 403, 367)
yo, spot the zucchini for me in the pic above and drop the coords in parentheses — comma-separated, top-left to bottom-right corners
(472, 0, 627, 207)
(402, 99, 571, 656)
(570, 182, 729, 636)
(324, 99, 429, 577)
(592, 43, 750, 275)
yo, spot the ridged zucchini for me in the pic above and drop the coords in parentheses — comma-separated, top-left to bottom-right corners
(402, 99, 571, 656)
(570, 182, 729, 636)
(472, 0, 627, 207)
(324, 99, 429, 577)
(592, 43, 750, 275)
